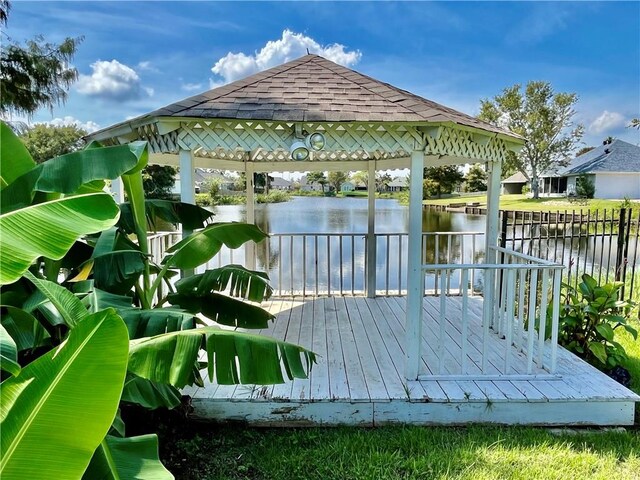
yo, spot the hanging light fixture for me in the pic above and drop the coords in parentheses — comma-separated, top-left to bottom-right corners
(305, 132, 326, 151)
(290, 130, 325, 160)
(290, 141, 309, 161)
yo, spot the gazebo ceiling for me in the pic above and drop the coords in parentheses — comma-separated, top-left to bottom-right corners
(88, 54, 523, 171)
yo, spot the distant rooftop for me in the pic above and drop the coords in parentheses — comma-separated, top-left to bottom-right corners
(548, 139, 640, 176)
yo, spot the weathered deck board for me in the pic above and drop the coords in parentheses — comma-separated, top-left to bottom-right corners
(189, 296, 639, 426)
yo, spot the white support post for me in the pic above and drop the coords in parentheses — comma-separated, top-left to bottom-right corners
(245, 163, 256, 270)
(481, 159, 502, 371)
(366, 160, 377, 298)
(110, 177, 125, 204)
(405, 150, 424, 380)
(179, 149, 195, 277)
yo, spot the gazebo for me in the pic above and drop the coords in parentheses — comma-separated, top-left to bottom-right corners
(88, 55, 637, 425)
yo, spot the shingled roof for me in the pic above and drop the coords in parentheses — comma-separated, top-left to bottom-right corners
(137, 54, 513, 137)
(542, 139, 640, 176)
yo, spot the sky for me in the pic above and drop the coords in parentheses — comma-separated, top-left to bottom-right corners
(6, 1, 640, 154)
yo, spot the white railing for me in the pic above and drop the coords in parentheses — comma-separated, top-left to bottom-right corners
(148, 231, 485, 296)
(418, 247, 564, 379)
(147, 232, 181, 265)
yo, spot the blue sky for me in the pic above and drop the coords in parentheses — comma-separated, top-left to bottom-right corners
(7, 1, 640, 148)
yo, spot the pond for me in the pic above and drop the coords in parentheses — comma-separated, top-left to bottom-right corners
(201, 196, 633, 294)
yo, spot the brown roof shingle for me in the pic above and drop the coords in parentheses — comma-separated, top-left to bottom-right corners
(97, 55, 520, 139)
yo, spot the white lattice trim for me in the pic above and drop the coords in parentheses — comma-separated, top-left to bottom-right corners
(112, 119, 509, 164)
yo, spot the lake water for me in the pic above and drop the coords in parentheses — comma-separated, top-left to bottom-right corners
(203, 196, 633, 294)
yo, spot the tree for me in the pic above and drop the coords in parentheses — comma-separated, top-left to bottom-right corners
(423, 166, 464, 198)
(351, 171, 369, 189)
(464, 164, 487, 192)
(1, 3, 82, 117)
(376, 172, 393, 192)
(629, 118, 640, 129)
(575, 173, 595, 199)
(20, 123, 86, 163)
(327, 171, 348, 192)
(142, 165, 176, 199)
(478, 81, 584, 199)
(575, 146, 595, 157)
(306, 171, 327, 192)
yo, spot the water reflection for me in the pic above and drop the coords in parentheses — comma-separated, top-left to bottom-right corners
(203, 198, 635, 293)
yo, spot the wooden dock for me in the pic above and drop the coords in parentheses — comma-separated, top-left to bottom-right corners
(186, 296, 638, 426)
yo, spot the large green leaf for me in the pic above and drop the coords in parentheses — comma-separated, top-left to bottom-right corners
(84, 434, 173, 480)
(119, 308, 197, 339)
(0, 305, 49, 352)
(0, 309, 129, 480)
(0, 121, 36, 188)
(166, 222, 268, 270)
(121, 374, 182, 410)
(0, 323, 21, 376)
(0, 193, 120, 285)
(168, 292, 274, 329)
(175, 264, 273, 302)
(118, 200, 214, 234)
(0, 143, 146, 214)
(24, 271, 88, 327)
(128, 327, 315, 387)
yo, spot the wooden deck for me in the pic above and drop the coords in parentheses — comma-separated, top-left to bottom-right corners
(187, 296, 639, 426)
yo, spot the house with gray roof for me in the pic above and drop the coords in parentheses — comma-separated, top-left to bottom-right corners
(541, 139, 640, 199)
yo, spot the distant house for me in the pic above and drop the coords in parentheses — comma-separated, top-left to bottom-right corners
(541, 139, 640, 199)
(270, 176, 292, 191)
(500, 172, 528, 194)
(172, 168, 235, 195)
(340, 181, 355, 192)
(298, 175, 324, 192)
(386, 177, 408, 192)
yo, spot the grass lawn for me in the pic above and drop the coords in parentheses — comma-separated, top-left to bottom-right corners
(144, 419, 640, 480)
(424, 193, 638, 212)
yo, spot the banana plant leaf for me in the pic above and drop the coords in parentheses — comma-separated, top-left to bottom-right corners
(168, 292, 274, 329)
(166, 222, 268, 270)
(175, 264, 273, 302)
(24, 271, 88, 327)
(0, 309, 129, 480)
(119, 308, 197, 339)
(121, 373, 182, 410)
(128, 327, 316, 387)
(0, 193, 120, 285)
(1, 305, 49, 352)
(0, 121, 35, 188)
(0, 323, 20, 376)
(118, 199, 215, 234)
(0, 140, 149, 214)
(84, 434, 173, 480)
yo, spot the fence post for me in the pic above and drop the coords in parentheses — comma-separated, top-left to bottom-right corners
(615, 208, 627, 283)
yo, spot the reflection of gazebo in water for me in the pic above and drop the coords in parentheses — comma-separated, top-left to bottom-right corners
(89, 55, 637, 425)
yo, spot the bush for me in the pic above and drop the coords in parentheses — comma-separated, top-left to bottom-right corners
(256, 190, 290, 204)
(195, 193, 211, 207)
(576, 174, 595, 198)
(521, 184, 531, 195)
(211, 195, 245, 206)
(555, 274, 637, 371)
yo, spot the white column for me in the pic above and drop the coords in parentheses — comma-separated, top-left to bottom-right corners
(245, 163, 256, 270)
(110, 177, 125, 204)
(179, 149, 195, 277)
(366, 161, 377, 298)
(481, 159, 502, 371)
(405, 150, 425, 380)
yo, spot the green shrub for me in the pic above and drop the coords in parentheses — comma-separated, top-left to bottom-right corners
(211, 195, 245, 206)
(555, 274, 637, 370)
(521, 184, 531, 195)
(195, 193, 211, 207)
(576, 173, 595, 198)
(256, 190, 290, 203)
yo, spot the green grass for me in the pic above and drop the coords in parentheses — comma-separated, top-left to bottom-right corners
(425, 194, 638, 212)
(144, 420, 640, 480)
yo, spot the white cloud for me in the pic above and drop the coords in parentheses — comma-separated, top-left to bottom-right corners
(211, 29, 361, 83)
(77, 60, 151, 101)
(181, 82, 204, 92)
(589, 110, 627, 135)
(137, 61, 158, 73)
(48, 116, 101, 133)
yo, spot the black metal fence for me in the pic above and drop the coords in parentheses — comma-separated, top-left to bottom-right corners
(499, 208, 639, 300)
